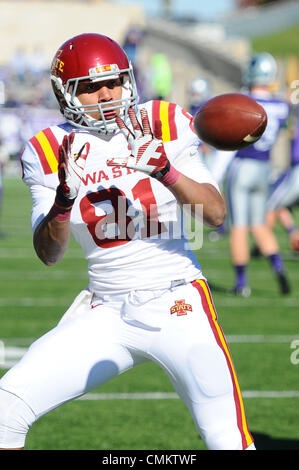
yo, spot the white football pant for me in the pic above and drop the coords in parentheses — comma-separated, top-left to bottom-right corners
(0, 280, 254, 450)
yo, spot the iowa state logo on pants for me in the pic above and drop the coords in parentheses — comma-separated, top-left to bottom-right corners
(170, 300, 192, 316)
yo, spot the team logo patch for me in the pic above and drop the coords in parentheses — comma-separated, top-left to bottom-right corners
(170, 300, 192, 316)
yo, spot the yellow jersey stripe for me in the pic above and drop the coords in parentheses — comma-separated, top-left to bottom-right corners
(35, 130, 59, 173)
(159, 100, 171, 142)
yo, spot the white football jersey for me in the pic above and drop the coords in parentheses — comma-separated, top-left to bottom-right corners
(21, 100, 220, 295)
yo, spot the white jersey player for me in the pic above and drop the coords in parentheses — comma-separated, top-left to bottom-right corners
(0, 33, 254, 451)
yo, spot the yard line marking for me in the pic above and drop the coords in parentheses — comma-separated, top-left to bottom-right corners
(0, 298, 71, 307)
(227, 334, 299, 343)
(78, 392, 179, 400)
(1, 334, 299, 369)
(215, 298, 299, 307)
(1, 334, 298, 349)
(242, 391, 299, 398)
(0, 297, 299, 308)
(0, 271, 88, 281)
(0, 338, 36, 345)
(2, 334, 299, 368)
(76, 391, 299, 401)
(0, 248, 83, 259)
(206, 270, 299, 280)
(1, 345, 299, 400)
(0, 346, 28, 368)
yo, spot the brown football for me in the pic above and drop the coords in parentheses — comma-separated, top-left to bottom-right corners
(193, 93, 267, 150)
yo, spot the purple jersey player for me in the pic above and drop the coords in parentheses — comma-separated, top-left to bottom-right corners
(225, 52, 291, 296)
(266, 108, 299, 251)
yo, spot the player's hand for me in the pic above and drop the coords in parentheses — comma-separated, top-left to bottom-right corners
(106, 108, 170, 179)
(58, 132, 90, 200)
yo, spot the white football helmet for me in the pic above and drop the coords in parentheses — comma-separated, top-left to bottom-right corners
(50, 33, 139, 134)
(243, 52, 278, 88)
(188, 77, 211, 106)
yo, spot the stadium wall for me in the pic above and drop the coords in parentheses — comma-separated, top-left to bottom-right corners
(0, 0, 145, 65)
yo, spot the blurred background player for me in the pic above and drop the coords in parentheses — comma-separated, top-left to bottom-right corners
(187, 78, 218, 186)
(187, 77, 228, 241)
(266, 105, 299, 253)
(225, 52, 291, 296)
(188, 77, 211, 117)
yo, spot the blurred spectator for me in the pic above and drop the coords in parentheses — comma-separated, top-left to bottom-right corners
(122, 25, 144, 66)
(0, 112, 24, 159)
(9, 47, 29, 83)
(0, 43, 63, 238)
(0, 80, 5, 105)
(0, 42, 61, 158)
(30, 47, 49, 80)
(122, 25, 145, 103)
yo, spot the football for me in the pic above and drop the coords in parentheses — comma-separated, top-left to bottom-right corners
(193, 93, 267, 150)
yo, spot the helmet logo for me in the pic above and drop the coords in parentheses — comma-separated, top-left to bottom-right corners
(51, 49, 64, 74)
(89, 63, 119, 78)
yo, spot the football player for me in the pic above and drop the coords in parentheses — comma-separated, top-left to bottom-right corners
(225, 52, 291, 296)
(187, 77, 226, 238)
(0, 34, 254, 451)
(266, 105, 299, 252)
(187, 77, 211, 117)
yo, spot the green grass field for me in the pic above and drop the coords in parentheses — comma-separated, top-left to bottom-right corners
(252, 23, 299, 56)
(0, 176, 299, 451)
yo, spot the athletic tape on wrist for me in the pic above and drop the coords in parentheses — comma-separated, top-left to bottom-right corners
(49, 188, 75, 221)
(49, 202, 72, 221)
(158, 165, 181, 187)
(50, 204, 72, 221)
